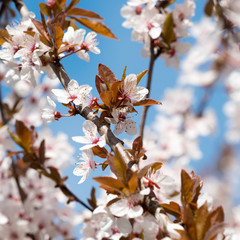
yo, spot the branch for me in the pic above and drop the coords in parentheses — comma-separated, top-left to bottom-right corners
(50, 61, 132, 165)
(139, 41, 160, 137)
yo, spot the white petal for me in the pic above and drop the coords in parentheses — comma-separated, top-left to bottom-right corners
(128, 205, 143, 218)
(83, 120, 98, 138)
(68, 79, 79, 92)
(73, 163, 89, 176)
(116, 217, 132, 234)
(98, 134, 106, 148)
(72, 136, 91, 144)
(109, 199, 128, 217)
(46, 96, 56, 110)
(52, 89, 70, 104)
(114, 122, 125, 135)
(125, 120, 137, 135)
(77, 51, 90, 62)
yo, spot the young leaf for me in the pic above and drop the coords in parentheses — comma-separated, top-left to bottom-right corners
(160, 201, 181, 219)
(128, 171, 138, 193)
(39, 3, 52, 17)
(30, 18, 52, 46)
(39, 140, 46, 164)
(204, 0, 214, 17)
(67, 8, 103, 20)
(54, 24, 64, 49)
(0, 29, 12, 45)
(108, 148, 128, 185)
(133, 98, 162, 107)
(136, 69, 148, 85)
(162, 13, 175, 45)
(74, 18, 118, 39)
(87, 187, 97, 210)
(92, 145, 108, 158)
(93, 176, 125, 193)
(138, 162, 162, 179)
(95, 75, 106, 95)
(98, 64, 118, 89)
(181, 169, 194, 205)
(15, 120, 32, 153)
(66, 0, 81, 11)
(100, 91, 113, 108)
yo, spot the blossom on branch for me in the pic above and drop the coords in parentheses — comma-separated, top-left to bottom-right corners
(52, 79, 92, 106)
(73, 149, 95, 184)
(72, 120, 106, 150)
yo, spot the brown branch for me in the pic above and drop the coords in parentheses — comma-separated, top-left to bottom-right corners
(139, 41, 160, 138)
(50, 61, 132, 165)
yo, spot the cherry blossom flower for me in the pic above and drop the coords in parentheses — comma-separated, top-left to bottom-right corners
(63, 26, 85, 52)
(72, 120, 106, 150)
(77, 32, 100, 62)
(73, 149, 95, 184)
(63, 27, 100, 62)
(121, 74, 148, 101)
(105, 108, 137, 135)
(41, 96, 58, 122)
(109, 194, 143, 218)
(160, 41, 190, 70)
(52, 79, 92, 106)
(127, 0, 157, 9)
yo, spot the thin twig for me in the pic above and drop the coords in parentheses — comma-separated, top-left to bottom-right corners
(139, 41, 160, 137)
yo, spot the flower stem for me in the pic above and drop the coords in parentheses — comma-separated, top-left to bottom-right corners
(139, 41, 160, 137)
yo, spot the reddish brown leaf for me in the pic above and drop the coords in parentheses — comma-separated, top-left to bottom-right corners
(48, 166, 61, 183)
(133, 98, 162, 107)
(121, 66, 127, 81)
(39, 140, 45, 164)
(93, 176, 125, 193)
(39, 3, 52, 17)
(15, 120, 32, 152)
(95, 75, 106, 95)
(74, 18, 118, 39)
(181, 169, 194, 205)
(195, 202, 209, 240)
(138, 162, 162, 179)
(111, 81, 123, 102)
(160, 201, 181, 219)
(54, 24, 64, 49)
(87, 187, 97, 210)
(203, 223, 226, 240)
(67, 8, 103, 20)
(107, 148, 128, 185)
(162, 13, 175, 45)
(132, 136, 143, 154)
(0, 29, 12, 45)
(30, 18, 52, 46)
(53, 11, 66, 29)
(6, 151, 24, 157)
(92, 145, 108, 158)
(98, 64, 118, 89)
(66, 0, 80, 11)
(100, 91, 113, 108)
(128, 171, 138, 193)
(136, 69, 148, 84)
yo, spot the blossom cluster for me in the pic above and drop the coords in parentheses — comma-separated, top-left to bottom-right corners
(121, 0, 196, 69)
